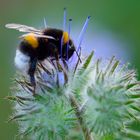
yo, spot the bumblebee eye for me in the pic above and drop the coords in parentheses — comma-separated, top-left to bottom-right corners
(68, 40, 74, 49)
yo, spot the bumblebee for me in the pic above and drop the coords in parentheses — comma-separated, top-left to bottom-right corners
(5, 23, 78, 87)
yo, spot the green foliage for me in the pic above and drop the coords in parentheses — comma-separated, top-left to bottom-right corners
(8, 54, 140, 140)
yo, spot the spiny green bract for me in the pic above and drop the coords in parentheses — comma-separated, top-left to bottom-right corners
(82, 57, 140, 139)
(7, 53, 140, 140)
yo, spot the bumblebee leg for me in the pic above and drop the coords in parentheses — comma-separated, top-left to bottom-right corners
(62, 59, 68, 71)
(55, 51, 63, 71)
(28, 58, 37, 94)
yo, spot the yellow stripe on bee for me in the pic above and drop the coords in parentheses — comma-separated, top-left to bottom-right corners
(63, 32, 69, 44)
(24, 33, 38, 48)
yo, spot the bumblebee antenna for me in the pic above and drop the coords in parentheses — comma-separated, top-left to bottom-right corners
(75, 48, 82, 63)
(43, 18, 47, 28)
(76, 16, 91, 53)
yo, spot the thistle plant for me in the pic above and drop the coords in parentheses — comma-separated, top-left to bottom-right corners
(7, 9, 140, 140)
(7, 52, 140, 140)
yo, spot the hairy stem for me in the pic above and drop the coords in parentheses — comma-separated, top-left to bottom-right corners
(69, 94, 93, 140)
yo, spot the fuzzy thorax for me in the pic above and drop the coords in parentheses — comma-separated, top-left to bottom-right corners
(23, 33, 39, 48)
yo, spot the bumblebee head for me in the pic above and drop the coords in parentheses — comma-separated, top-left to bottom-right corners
(20, 33, 39, 49)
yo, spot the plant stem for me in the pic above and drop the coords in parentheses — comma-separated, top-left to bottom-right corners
(69, 94, 93, 140)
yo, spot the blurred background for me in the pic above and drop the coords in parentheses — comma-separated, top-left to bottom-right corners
(0, 0, 140, 139)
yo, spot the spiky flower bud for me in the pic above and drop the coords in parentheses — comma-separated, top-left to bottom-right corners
(84, 56, 140, 139)
(7, 52, 140, 140)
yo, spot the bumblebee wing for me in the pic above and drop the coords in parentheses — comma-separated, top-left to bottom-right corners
(6, 23, 56, 40)
(34, 34, 56, 40)
(19, 33, 56, 40)
(5, 23, 41, 33)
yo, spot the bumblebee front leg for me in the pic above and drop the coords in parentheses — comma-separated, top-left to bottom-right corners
(28, 58, 37, 94)
(55, 51, 63, 71)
